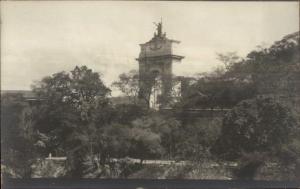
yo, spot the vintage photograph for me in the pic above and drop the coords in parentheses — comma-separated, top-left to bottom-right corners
(1, 1, 299, 181)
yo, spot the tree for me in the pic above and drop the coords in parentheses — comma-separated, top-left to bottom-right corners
(216, 52, 241, 71)
(213, 97, 298, 160)
(31, 66, 112, 177)
(33, 66, 111, 121)
(224, 32, 300, 99)
(31, 66, 111, 144)
(181, 32, 299, 111)
(112, 70, 139, 104)
(178, 69, 255, 109)
(212, 97, 300, 179)
(113, 103, 148, 124)
(129, 114, 183, 160)
(1, 94, 39, 178)
(173, 117, 222, 161)
(209, 32, 300, 179)
(148, 116, 182, 160)
(77, 122, 133, 178)
(129, 116, 164, 163)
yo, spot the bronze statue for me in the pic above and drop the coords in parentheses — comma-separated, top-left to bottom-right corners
(153, 21, 162, 37)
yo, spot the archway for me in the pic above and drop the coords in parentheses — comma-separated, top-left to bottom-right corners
(149, 70, 162, 110)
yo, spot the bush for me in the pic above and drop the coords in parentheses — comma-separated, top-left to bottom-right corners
(213, 97, 298, 160)
(233, 152, 267, 179)
(32, 160, 66, 178)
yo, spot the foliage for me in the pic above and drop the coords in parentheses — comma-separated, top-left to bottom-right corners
(32, 66, 111, 121)
(276, 137, 300, 179)
(32, 160, 66, 178)
(129, 117, 164, 162)
(30, 66, 112, 177)
(213, 97, 298, 160)
(113, 103, 148, 124)
(175, 118, 222, 161)
(232, 152, 267, 179)
(178, 67, 255, 110)
(112, 70, 140, 104)
(1, 94, 39, 178)
(225, 32, 300, 97)
(216, 52, 241, 71)
(150, 116, 182, 160)
(128, 114, 184, 160)
(126, 113, 222, 162)
(180, 32, 299, 110)
(189, 78, 254, 109)
(112, 69, 159, 108)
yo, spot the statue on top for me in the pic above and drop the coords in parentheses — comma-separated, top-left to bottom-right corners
(153, 20, 165, 38)
(154, 22, 162, 36)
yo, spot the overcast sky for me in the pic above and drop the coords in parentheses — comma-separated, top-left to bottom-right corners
(1, 1, 299, 95)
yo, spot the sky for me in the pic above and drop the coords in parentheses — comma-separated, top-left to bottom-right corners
(1, 1, 299, 95)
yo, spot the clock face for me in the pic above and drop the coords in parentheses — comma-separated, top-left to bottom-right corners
(149, 41, 162, 50)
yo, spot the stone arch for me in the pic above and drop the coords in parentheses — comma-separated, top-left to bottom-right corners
(150, 69, 160, 77)
(149, 70, 162, 109)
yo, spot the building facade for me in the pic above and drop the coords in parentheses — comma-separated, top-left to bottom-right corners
(136, 22, 184, 109)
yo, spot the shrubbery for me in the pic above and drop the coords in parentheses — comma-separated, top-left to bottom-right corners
(212, 97, 300, 179)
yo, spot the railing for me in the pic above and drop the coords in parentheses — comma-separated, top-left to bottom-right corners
(160, 108, 231, 117)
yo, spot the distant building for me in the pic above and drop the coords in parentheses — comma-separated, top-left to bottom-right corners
(136, 21, 184, 109)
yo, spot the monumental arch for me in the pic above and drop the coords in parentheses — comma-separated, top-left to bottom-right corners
(136, 21, 184, 108)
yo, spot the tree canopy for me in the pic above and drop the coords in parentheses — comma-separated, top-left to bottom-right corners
(212, 97, 299, 161)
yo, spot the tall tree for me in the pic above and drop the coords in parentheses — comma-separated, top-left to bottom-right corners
(31, 66, 112, 177)
(112, 70, 139, 104)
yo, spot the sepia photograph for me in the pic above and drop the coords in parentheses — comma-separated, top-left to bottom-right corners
(1, 0, 300, 186)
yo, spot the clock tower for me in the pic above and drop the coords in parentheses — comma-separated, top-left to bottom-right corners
(136, 21, 184, 108)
